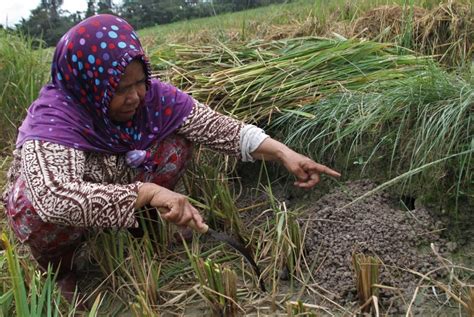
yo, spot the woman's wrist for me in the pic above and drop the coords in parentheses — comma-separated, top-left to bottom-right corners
(250, 137, 291, 162)
(135, 182, 160, 209)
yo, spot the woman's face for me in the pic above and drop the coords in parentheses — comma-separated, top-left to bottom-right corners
(109, 60, 147, 122)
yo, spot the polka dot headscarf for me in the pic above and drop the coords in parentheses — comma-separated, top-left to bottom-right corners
(17, 14, 195, 169)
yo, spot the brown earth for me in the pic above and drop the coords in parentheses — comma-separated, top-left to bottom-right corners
(238, 175, 472, 315)
(298, 180, 450, 314)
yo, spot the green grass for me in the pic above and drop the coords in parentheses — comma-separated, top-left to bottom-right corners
(0, 31, 50, 150)
(0, 232, 80, 316)
(272, 59, 473, 205)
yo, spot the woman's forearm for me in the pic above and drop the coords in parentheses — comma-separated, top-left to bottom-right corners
(250, 137, 292, 162)
(250, 137, 341, 188)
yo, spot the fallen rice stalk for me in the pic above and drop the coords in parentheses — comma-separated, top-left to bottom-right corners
(159, 38, 431, 123)
(286, 300, 332, 316)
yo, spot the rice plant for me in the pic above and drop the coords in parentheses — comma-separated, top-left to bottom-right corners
(160, 36, 472, 207)
(352, 253, 381, 314)
(286, 300, 318, 316)
(161, 38, 433, 124)
(89, 228, 165, 310)
(184, 150, 244, 235)
(271, 202, 303, 289)
(0, 232, 80, 316)
(273, 64, 473, 205)
(139, 0, 446, 48)
(0, 31, 50, 148)
(187, 254, 240, 316)
(467, 287, 474, 317)
(414, 1, 473, 68)
(0, 1, 472, 315)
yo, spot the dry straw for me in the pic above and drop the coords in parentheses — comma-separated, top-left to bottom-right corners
(414, 1, 473, 67)
(352, 253, 381, 314)
(352, 1, 473, 67)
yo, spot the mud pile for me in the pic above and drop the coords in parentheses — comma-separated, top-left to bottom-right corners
(301, 180, 447, 313)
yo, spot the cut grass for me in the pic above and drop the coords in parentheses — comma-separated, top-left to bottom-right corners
(157, 37, 472, 207)
(158, 38, 435, 122)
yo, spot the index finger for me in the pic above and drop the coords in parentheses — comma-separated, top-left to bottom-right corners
(306, 162, 341, 178)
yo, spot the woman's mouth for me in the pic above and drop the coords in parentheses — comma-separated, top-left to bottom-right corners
(122, 108, 137, 115)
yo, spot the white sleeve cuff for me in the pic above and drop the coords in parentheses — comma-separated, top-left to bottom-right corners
(240, 124, 269, 162)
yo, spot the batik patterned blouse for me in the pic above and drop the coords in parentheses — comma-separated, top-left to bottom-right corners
(3, 100, 267, 228)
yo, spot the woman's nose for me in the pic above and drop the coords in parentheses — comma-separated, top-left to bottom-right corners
(126, 86, 140, 103)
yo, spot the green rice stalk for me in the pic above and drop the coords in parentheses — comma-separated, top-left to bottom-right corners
(1, 232, 29, 316)
(130, 292, 157, 317)
(184, 241, 239, 317)
(159, 38, 472, 206)
(125, 237, 162, 306)
(0, 232, 68, 316)
(273, 64, 472, 205)
(184, 152, 243, 235)
(0, 288, 13, 317)
(160, 244, 236, 285)
(271, 199, 303, 289)
(87, 293, 104, 316)
(0, 31, 49, 148)
(90, 231, 128, 289)
(400, 0, 416, 49)
(246, 166, 305, 295)
(161, 38, 432, 123)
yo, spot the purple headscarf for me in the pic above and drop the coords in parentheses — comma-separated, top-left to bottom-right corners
(16, 14, 194, 170)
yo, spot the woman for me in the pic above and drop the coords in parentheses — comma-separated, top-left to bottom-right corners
(2, 14, 340, 305)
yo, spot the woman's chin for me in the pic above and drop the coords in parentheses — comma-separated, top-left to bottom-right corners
(111, 111, 135, 123)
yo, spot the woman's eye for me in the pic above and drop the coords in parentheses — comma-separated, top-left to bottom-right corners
(115, 87, 127, 95)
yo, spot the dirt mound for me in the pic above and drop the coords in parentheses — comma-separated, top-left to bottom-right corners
(301, 180, 447, 314)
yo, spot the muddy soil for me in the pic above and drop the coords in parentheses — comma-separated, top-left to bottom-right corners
(238, 176, 471, 315)
(298, 180, 452, 314)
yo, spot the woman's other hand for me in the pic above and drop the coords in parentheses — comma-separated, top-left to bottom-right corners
(135, 183, 206, 230)
(250, 138, 341, 188)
